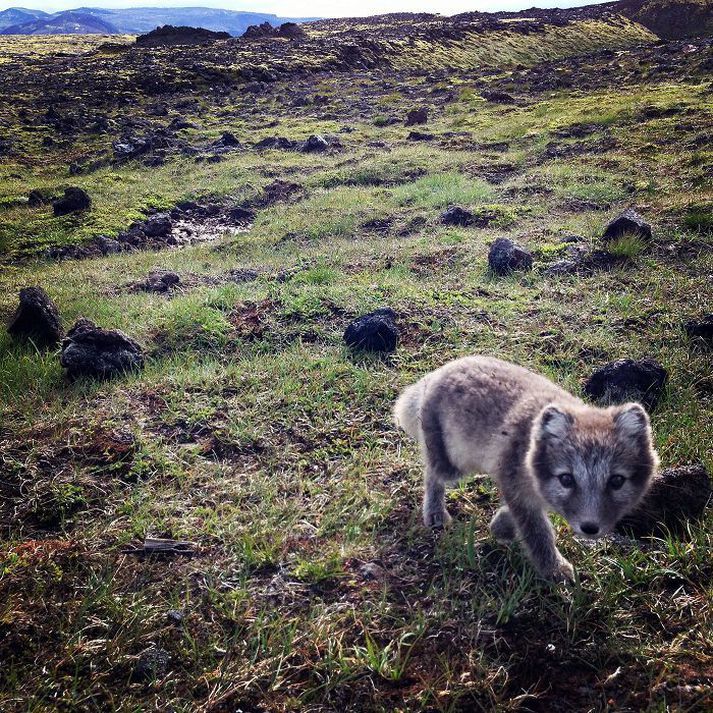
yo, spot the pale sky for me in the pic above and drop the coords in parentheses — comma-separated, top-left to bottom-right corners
(0, 1, 612, 19)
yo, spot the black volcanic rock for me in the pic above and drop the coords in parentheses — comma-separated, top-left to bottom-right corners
(7, 287, 63, 348)
(603, 208, 652, 243)
(481, 89, 515, 103)
(405, 107, 429, 126)
(583, 358, 667, 410)
(136, 25, 230, 47)
(132, 646, 170, 682)
(142, 270, 180, 293)
(52, 187, 91, 216)
(301, 134, 330, 153)
(617, 464, 712, 537)
(344, 308, 399, 353)
(60, 318, 144, 379)
(143, 213, 172, 237)
(243, 21, 306, 40)
(684, 314, 713, 346)
(488, 238, 533, 275)
(441, 206, 474, 226)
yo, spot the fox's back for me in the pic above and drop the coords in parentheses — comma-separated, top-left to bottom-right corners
(421, 356, 581, 475)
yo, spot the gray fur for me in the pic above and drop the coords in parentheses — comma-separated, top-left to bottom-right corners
(394, 356, 659, 581)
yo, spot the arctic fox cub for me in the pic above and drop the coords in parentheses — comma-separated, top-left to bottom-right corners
(394, 356, 659, 581)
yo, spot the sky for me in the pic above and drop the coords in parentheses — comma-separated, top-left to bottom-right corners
(0, 1, 613, 19)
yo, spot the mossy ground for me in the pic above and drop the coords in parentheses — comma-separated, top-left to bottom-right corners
(0, 24, 712, 713)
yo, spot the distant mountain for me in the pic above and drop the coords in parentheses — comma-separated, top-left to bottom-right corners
(0, 7, 49, 31)
(0, 6, 315, 36)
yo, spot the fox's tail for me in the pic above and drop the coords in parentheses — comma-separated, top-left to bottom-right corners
(393, 378, 426, 440)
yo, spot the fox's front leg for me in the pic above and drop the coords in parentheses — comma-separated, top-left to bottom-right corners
(507, 498, 574, 583)
(422, 464, 452, 528)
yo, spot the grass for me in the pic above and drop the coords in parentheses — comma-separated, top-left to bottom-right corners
(1, 17, 712, 713)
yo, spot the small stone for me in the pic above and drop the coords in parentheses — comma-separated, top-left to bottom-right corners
(60, 318, 144, 380)
(488, 237, 533, 276)
(617, 464, 712, 537)
(228, 268, 259, 283)
(166, 610, 184, 624)
(481, 90, 515, 103)
(441, 206, 474, 227)
(28, 189, 52, 207)
(603, 208, 652, 243)
(359, 562, 386, 581)
(143, 271, 180, 293)
(301, 134, 330, 153)
(228, 206, 255, 224)
(216, 131, 240, 147)
(407, 130, 434, 141)
(405, 107, 428, 126)
(684, 314, 713, 346)
(344, 308, 399, 353)
(132, 646, 170, 682)
(52, 187, 91, 217)
(143, 213, 172, 238)
(7, 287, 63, 348)
(583, 358, 667, 410)
(95, 235, 123, 255)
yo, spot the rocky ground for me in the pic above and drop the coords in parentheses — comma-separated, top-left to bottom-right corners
(0, 7, 712, 713)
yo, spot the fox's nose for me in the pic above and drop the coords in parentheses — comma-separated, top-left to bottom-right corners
(581, 522, 600, 536)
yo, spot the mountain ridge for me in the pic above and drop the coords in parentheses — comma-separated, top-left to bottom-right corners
(0, 6, 315, 35)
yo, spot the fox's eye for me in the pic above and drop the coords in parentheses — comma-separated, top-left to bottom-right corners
(609, 474, 626, 490)
(558, 473, 575, 488)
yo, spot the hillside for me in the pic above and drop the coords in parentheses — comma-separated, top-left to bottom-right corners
(0, 2, 711, 712)
(617, 0, 713, 38)
(0, 6, 314, 36)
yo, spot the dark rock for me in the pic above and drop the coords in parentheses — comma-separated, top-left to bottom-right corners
(684, 314, 713, 346)
(132, 646, 170, 682)
(254, 136, 297, 151)
(583, 358, 668, 410)
(143, 271, 180, 293)
(28, 189, 53, 207)
(243, 21, 306, 40)
(52, 187, 91, 217)
(136, 25, 229, 47)
(7, 287, 63, 348)
(228, 268, 259, 283)
(617, 464, 712, 538)
(166, 610, 184, 624)
(543, 259, 580, 277)
(258, 179, 301, 206)
(405, 107, 428, 126)
(95, 235, 123, 255)
(143, 213, 172, 238)
(301, 134, 330, 153)
(214, 131, 241, 148)
(227, 206, 255, 224)
(60, 318, 144, 380)
(603, 208, 652, 243)
(481, 90, 516, 103)
(441, 206, 474, 226)
(488, 237, 533, 275)
(407, 130, 434, 141)
(344, 308, 399, 353)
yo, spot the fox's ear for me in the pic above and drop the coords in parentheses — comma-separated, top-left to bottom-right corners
(615, 403, 650, 440)
(538, 405, 573, 440)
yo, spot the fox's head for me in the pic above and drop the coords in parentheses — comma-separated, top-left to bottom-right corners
(527, 402, 659, 538)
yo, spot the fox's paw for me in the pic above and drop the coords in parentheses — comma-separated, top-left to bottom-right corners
(423, 508, 452, 529)
(549, 557, 576, 584)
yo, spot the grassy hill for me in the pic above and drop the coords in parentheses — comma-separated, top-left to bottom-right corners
(0, 6, 711, 712)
